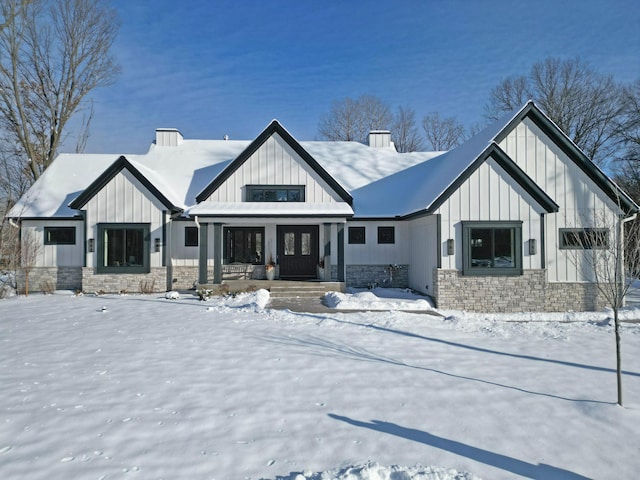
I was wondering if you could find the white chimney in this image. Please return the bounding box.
[155,128,183,147]
[368,130,392,148]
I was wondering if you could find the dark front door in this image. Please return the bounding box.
[277,225,319,279]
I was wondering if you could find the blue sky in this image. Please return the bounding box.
[80,0,640,154]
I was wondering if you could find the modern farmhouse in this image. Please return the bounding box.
[7,102,638,312]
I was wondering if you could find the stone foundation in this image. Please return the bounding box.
[433,269,606,312]
[16,267,82,293]
[82,267,167,294]
[170,266,199,290]
[346,264,409,289]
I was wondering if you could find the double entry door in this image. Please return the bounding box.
[277,225,319,279]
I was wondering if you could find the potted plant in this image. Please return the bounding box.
[265,255,276,281]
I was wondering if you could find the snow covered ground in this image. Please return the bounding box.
[1,289,640,480]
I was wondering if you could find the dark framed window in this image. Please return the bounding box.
[559,228,609,249]
[44,227,76,245]
[247,185,305,202]
[462,221,522,276]
[97,224,150,274]
[185,226,198,247]
[224,227,264,264]
[348,226,366,244]
[378,226,395,244]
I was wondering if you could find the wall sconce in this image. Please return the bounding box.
[529,239,537,255]
[446,238,454,255]
[87,238,94,252]
[154,238,161,253]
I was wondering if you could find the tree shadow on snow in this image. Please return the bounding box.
[255,332,610,404]
[328,413,591,480]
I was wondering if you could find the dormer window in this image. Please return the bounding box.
[247,185,305,202]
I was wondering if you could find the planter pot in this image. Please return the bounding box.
[317,266,325,281]
[265,267,275,281]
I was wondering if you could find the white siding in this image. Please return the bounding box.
[435,157,545,271]
[204,133,344,203]
[170,221,199,267]
[500,118,621,282]
[83,169,166,268]
[22,220,84,267]
[408,214,439,295]
[345,221,408,265]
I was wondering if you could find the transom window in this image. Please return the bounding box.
[559,228,609,249]
[44,226,76,245]
[224,227,264,264]
[463,221,522,276]
[247,185,305,202]
[97,224,150,273]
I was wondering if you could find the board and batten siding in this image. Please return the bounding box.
[203,134,343,203]
[435,157,545,271]
[408,214,439,295]
[499,117,621,282]
[83,169,166,268]
[22,219,84,267]
[345,221,408,266]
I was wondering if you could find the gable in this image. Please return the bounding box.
[495,102,637,214]
[195,120,353,204]
[68,156,180,213]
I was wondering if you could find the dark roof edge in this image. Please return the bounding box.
[194,120,353,205]
[494,101,638,215]
[68,155,181,212]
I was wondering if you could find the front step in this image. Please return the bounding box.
[269,282,343,299]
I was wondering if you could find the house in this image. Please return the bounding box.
[7,102,638,312]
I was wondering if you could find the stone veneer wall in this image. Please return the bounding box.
[434,269,606,312]
[82,267,166,294]
[16,267,82,293]
[170,266,199,290]
[346,264,409,289]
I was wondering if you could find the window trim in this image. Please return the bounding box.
[44,226,76,245]
[348,226,366,244]
[559,228,609,250]
[96,223,150,274]
[246,185,305,202]
[462,221,522,276]
[184,226,198,247]
[377,226,395,244]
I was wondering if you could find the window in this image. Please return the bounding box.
[378,226,395,244]
[463,221,522,275]
[44,227,76,245]
[185,226,198,247]
[224,227,264,264]
[247,186,305,202]
[560,228,609,249]
[348,227,365,244]
[97,224,150,273]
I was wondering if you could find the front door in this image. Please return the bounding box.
[277,225,319,279]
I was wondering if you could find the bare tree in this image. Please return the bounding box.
[391,105,423,153]
[485,57,623,166]
[0,0,120,184]
[422,112,465,150]
[318,95,393,144]
[563,208,640,406]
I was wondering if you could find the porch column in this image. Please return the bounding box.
[337,223,345,282]
[198,223,208,284]
[323,223,332,279]
[213,223,223,284]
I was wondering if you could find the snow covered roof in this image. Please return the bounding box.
[8,101,635,220]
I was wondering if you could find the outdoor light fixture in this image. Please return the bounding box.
[154,238,161,253]
[447,238,454,255]
[87,238,94,252]
[529,239,537,255]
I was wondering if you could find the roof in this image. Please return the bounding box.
[7,101,637,220]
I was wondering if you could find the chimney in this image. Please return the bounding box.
[155,128,183,147]
[368,130,392,148]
